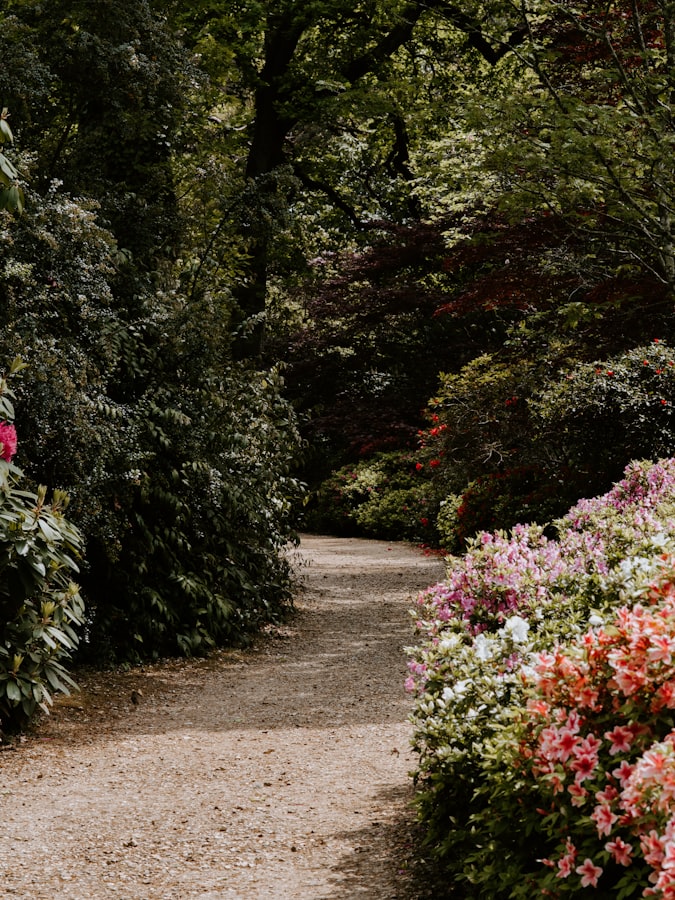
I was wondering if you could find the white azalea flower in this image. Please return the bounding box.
[439,634,461,652]
[454,679,470,697]
[504,615,529,644]
[473,633,494,661]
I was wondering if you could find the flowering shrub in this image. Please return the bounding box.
[408,459,675,897]
[506,573,675,896]
[0,362,85,732]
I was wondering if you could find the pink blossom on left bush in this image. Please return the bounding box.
[0,420,17,461]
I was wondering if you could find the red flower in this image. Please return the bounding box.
[0,421,17,462]
[429,459,441,468]
[415,462,424,471]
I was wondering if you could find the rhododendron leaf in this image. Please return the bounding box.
[0,118,13,144]
[5,680,21,702]
[0,155,19,180]
[38,519,64,543]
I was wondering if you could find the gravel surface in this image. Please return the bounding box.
[0,535,445,899]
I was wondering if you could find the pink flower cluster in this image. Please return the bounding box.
[565,459,675,528]
[0,420,17,462]
[521,569,675,895]
[413,460,675,650]
[413,524,570,637]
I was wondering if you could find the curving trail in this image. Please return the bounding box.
[0,536,445,899]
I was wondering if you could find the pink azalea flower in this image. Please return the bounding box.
[647,635,675,665]
[571,736,600,783]
[609,662,647,696]
[567,782,588,806]
[0,420,17,462]
[556,854,574,878]
[556,839,577,879]
[640,748,671,782]
[605,837,633,866]
[596,784,619,804]
[662,839,675,871]
[612,759,635,787]
[641,830,665,867]
[591,803,618,837]
[576,857,603,888]
[654,681,675,710]
[605,724,636,755]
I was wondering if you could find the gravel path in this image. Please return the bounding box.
[0,535,445,899]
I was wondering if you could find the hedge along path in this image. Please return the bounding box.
[0,535,445,900]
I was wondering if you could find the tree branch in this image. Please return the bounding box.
[294,166,371,229]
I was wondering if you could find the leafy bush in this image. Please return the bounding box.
[0,364,84,732]
[437,465,590,554]
[305,451,439,543]
[0,174,303,663]
[421,340,675,552]
[534,339,675,484]
[83,363,304,660]
[407,459,675,896]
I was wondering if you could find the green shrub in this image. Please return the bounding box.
[305,451,439,543]
[437,465,595,554]
[0,182,304,662]
[81,363,304,661]
[533,339,675,483]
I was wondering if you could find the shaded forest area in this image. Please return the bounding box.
[0,0,674,729]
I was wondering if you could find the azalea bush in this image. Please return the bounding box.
[0,363,85,733]
[407,459,675,897]
[503,575,675,897]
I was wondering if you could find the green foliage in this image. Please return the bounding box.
[84,362,304,660]
[11,0,189,267]
[0,5,306,666]
[0,108,24,214]
[305,451,439,543]
[0,364,84,732]
[425,335,675,550]
[534,340,675,482]
[438,466,580,554]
